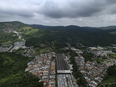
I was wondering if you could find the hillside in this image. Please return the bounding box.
[101,26,116,30]
[1,21,116,48]
[25,24,116,47]
[25,29,116,47]
[0,52,43,87]
[0,32,18,46]
[0,21,38,46]
[0,21,28,31]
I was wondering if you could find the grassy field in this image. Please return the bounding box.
[17,27,39,35]
[101,75,116,84]
[34,47,46,54]
[109,54,116,59]
[1,41,12,45]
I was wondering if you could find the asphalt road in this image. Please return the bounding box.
[46,54,52,87]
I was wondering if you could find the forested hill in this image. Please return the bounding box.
[0,21,116,33]
[0,21,28,29]
[101,26,116,30]
[0,52,43,87]
[0,21,28,32]
[29,24,103,33]
[1,21,116,47]
[26,24,116,47]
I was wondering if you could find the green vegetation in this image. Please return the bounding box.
[112,48,116,53]
[69,49,87,87]
[34,46,46,54]
[0,21,28,29]
[16,27,38,35]
[100,65,116,87]
[16,49,24,54]
[30,24,116,47]
[55,67,57,87]
[25,30,68,53]
[0,52,43,87]
[1,41,12,45]
[1,21,116,50]
[109,54,116,59]
[0,32,18,46]
[23,27,116,52]
[107,65,116,76]
[81,52,94,62]
[1,21,116,49]
[96,58,104,64]
[52,57,55,61]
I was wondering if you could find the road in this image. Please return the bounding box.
[46,54,52,87]
[14,31,21,39]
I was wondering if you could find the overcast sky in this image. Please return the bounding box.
[0,0,116,27]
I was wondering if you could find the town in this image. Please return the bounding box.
[0,31,116,87]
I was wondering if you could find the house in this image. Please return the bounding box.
[42,76,48,81]
[88,47,97,50]
[49,81,55,86]
[25,68,30,72]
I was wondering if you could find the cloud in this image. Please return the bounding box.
[0,0,39,18]
[106,0,116,4]
[38,0,109,18]
[0,0,116,19]
[0,0,116,27]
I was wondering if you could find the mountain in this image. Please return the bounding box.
[0,21,28,32]
[0,21,30,46]
[0,21,28,29]
[101,26,116,30]
[1,21,116,48]
[29,24,103,33]
[101,26,116,35]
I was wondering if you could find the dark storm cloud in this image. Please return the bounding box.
[1,0,116,19]
[40,0,105,18]
[1,0,116,27]
[0,9,34,18]
[38,0,116,18]
[106,0,116,4]
[40,3,102,18]
[110,9,116,14]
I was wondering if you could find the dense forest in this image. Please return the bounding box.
[24,28,116,49]
[100,65,116,87]
[1,21,116,48]
[0,52,43,87]
[28,24,116,47]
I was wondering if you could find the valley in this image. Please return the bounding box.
[0,21,116,87]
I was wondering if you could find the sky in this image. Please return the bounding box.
[0,0,116,27]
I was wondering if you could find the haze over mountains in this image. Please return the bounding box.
[1,21,116,33]
[29,23,116,34]
[0,21,116,47]
[1,21,116,87]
